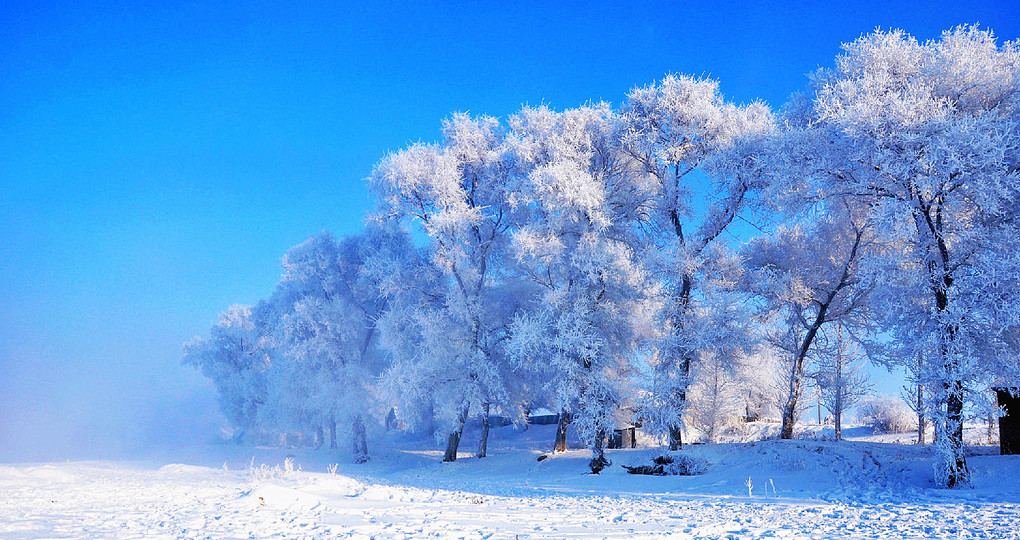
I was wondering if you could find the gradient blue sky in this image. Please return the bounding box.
[2,1,1018,460]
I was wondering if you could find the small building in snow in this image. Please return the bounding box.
[994,387,1020,455]
[527,408,561,425]
[608,426,637,449]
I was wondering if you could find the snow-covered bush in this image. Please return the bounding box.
[247,457,301,483]
[623,453,709,476]
[858,395,916,434]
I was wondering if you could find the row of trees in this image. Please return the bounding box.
[185,26,1020,487]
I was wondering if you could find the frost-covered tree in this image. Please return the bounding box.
[645,243,752,444]
[183,304,272,439]
[686,351,743,443]
[374,248,446,438]
[505,104,657,473]
[734,346,781,424]
[186,226,421,458]
[790,26,1020,486]
[371,113,521,461]
[620,74,774,450]
[265,225,416,462]
[742,200,877,439]
[811,323,872,440]
[258,233,344,447]
[901,352,928,445]
[859,394,917,434]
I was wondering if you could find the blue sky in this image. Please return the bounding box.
[2,1,1018,460]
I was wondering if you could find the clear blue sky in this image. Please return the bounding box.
[2,1,1018,460]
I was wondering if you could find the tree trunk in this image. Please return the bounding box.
[944,384,969,487]
[917,407,926,445]
[553,411,570,453]
[834,341,842,441]
[668,425,684,451]
[352,415,369,464]
[834,374,842,440]
[780,350,808,440]
[667,354,690,450]
[589,428,610,474]
[657,176,746,453]
[443,404,470,462]
[329,417,338,450]
[422,402,437,439]
[781,295,835,439]
[477,402,490,458]
[780,399,799,440]
[667,274,694,451]
[936,273,968,487]
[933,402,942,444]
[917,353,926,445]
[916,200,967,487]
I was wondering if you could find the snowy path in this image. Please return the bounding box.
[2,460,1019,539]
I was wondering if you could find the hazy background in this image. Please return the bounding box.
[2,1,1018,462]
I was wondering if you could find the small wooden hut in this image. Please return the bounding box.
[527,408,561,425]
[994,387,1020,455]
[608,426,637,449]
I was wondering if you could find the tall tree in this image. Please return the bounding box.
[505,104,657,473]
[812,323,872,440]
[685,325,749,443]
[182,304,272,441]
[371,113,519,461]
[790,26,1020,486]
[742,200,877,439]
[268,226,416,462]
[901,352,928,445]
[620,74,773,450]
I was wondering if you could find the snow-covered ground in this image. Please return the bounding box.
[3,423,1019,539]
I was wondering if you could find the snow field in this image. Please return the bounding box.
[2,458,1018,539]
[2,424,1019,539]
